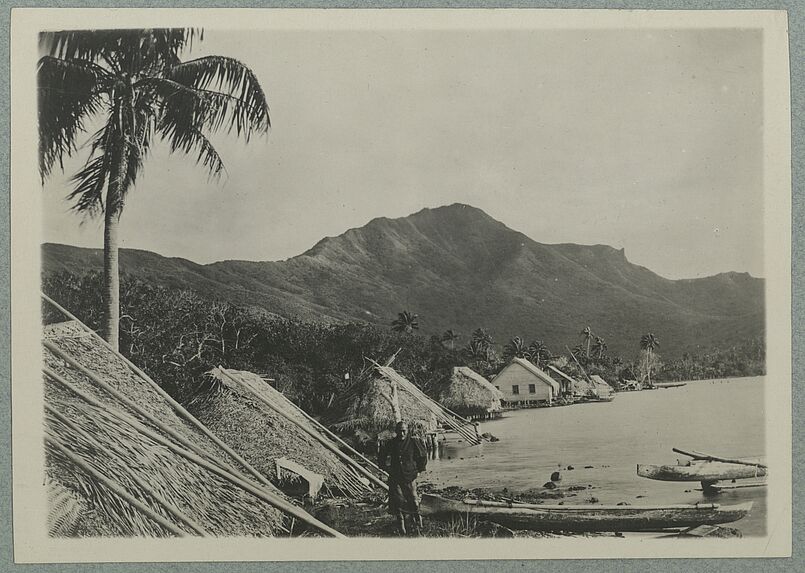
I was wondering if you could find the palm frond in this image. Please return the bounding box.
[41,29,200,70]
[37,56,109,178]
[166,56,270,138]
[67,154,108,216]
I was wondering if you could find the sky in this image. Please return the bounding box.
[41,27,764,279]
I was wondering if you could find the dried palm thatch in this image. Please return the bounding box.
[437,367,503,416]
[184,368,379,498]
[334,363,482,445]
[590,375,615,399]
[42,313,342,538]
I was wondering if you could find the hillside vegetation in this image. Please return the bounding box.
[43,272,765,419]
[42,204,764,359]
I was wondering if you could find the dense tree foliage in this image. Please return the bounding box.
[43,271,766,419]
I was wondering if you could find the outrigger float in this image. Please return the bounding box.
[419,493,752,532]
[637,448,767,493]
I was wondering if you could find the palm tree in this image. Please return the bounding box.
[640,333,660,387]
[471,328,494,348]
[593,336,607,359]
[391,310,419,333]
[526,340,550,368]
[441,329,459,350]
[580,326,594,358]
[466,328,494,364]
[465,339,487,360]
[39,29,270,350]
[503,336,527,360]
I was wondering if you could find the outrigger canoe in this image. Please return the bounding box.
[638,448,767,483]
[419,493,752,532]
[637,461,766,482]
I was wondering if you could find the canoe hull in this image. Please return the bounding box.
[420,494,752,532]
[637,462,766,482]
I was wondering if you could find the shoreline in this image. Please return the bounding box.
[307,483,743,538]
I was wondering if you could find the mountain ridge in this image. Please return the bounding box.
[42,203,764,358]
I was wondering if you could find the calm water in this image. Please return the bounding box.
[422,376,766,535]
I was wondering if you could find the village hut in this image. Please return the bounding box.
[185,367,383,498]
[334,363,482,446]
[492,358,561,406]
[589,375,615,400]
[41,295,342,538]
[437,367,504,421]
[546,365,591,398]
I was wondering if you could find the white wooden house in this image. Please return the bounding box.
[491,357,561,405]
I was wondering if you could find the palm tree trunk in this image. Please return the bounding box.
[103,198,121,351]
[103,148,128,351]
[646,349,652,388]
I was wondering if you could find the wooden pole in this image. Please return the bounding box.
[371,361,481,445]
[44,367,345,538]
[41,293,274,489]
[215,368,389,492]
[45,435,189,537]
[45,404,210,536]
[43,340,257,487]
[672,448,767,469]
[390,380,402,423]
[280,394,388,478]
[566,346,593,384]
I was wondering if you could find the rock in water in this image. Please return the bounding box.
[543,481,557,489]
[550,471,562,482]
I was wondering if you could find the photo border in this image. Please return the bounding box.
[1,1,801,571]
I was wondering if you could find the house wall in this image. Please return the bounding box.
[492,362,555,403]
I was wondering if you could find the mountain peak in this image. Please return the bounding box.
[42,202,764,358]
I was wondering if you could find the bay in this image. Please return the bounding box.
[422,376,766,535]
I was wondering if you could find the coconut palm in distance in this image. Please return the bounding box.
[38,29,271,350]
[471,328,494,349]
[503,336,527,361]
[467,328,494,364]
[527,340,550,368]
[391,310,419,333]
[593,336,607,359]
[441,329,459,350]
[640,333,660,388]
[580,326,594,358]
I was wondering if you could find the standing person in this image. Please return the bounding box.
[378,420,428,535]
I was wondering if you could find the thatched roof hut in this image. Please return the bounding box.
[334,363,482,445]
[590,375,615,399]
[42,312,341,538]
[185,367,378,498]
[437,367,503,416]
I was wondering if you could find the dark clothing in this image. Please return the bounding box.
[379,435,428,482]
[379,435,428,515]
[388,477,419,514]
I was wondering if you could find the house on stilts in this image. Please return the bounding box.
[491,357,561,407]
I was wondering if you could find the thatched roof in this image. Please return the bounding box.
[437,367,503,414]
[334,373,438,437]
[334,363,481,445]
[185,367,375,498]
[42,316,340,538]
[590,375,615,397]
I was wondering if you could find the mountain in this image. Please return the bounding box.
[42,204,764,358]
